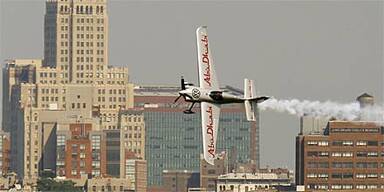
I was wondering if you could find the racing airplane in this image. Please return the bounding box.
[174,26,270,165]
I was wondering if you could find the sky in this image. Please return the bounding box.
[1,0,383,170]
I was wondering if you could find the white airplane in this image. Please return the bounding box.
[174,26,270,165]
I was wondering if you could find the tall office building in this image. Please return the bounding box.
[134,85,260,186]
[2,0,134,185]
[44,0,108,83]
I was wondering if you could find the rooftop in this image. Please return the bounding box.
[218,172,289,180]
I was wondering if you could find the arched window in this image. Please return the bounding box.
[100,6,104,13]
[96,6,99,14]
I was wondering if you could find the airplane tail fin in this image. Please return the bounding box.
[244,79,270,121]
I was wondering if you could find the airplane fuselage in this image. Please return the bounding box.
[180,86,244,104]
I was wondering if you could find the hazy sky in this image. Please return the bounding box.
[1,0,383,169]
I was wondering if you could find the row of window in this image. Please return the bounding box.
[307,184,383,190]
[59,4,105,15]
[74,33,105,40]
[218,185,273,192]
[91,185,125,192]
[41,96,61,102]
[66,18,104,24]
[307,140,381,147]
[40,72,58,79]
[98,88,127,95]
[40,88,64,94]
[307,151,383,157]
[74,48,104,55]
[97,97,127,103]
[60,64,104,71]
[60,65,69,71]
[124,133,143,139]
[38,79,127,86]
[308,173,384,179]
[307,162,383,168]
[71,103,87,109]
[72,41,104,48]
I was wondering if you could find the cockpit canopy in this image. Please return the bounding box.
[209,91,223,100]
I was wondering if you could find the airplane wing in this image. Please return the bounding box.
[196,26,219,90]
[201,102,221,165]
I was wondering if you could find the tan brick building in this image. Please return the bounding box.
[2,0,135,185]
[124,151,147,192]
[162,170,200,192]
[87,177,133,192]
[0,131,10,176]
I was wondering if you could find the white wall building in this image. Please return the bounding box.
[216,172,291,192]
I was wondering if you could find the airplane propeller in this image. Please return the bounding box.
[174,76,186,103]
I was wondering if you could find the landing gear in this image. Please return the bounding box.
[183,102,196,114]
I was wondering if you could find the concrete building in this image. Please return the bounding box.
[87,177,133,192]
[104,108,146,179]
[134,85,260,186]
[44,0,109,82]
[0,131,10,176]
[200,153,227,191]
[296,94,384,191]
[162,170,200,192]
[119,108,145,160]
[124,151,147,192]
[2,0,134,185]
[216,172,291,192]
[300,115,329,135]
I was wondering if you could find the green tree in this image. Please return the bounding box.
[37,171,82,192]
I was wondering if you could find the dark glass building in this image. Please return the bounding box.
[134,85,260,186]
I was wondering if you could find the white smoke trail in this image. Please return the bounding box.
[258,98,384,123]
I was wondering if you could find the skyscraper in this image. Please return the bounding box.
[2,0,134,185]
[44,0,108,84]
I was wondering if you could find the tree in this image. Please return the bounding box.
[37,171,82,192]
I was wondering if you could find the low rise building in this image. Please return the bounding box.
[0,131,10,176]
[296,94,384,191]
[124,151,147,192]
[87,177,133,192]
[296,121,384,191]
[200,153,227,191]
[56,123,106,179]
[162,170,200,192]
[216,172,291,192]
